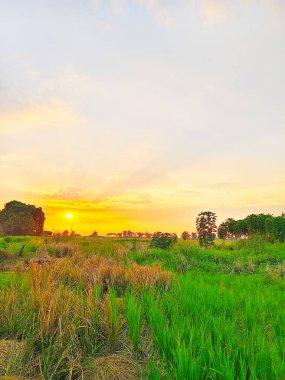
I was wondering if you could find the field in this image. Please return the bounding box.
[0,236,284,379]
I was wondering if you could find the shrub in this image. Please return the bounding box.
[150,232,177,250]
[246,235,267,254]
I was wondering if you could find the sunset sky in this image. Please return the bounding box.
[0,0,284,235]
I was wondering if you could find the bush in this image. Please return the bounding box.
[246,235,267,254]
[150,232,177,250]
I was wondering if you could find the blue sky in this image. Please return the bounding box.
[0,0,284,233]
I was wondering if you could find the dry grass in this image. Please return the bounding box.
[0,252,172,379]
[0,340,25,371]
[100,293,124,352]
[0,377,33,380]
[28,254,172,293]
[83,354,139,380]
[126,263,172,291]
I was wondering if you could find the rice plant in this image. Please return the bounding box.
[125,292,142,353]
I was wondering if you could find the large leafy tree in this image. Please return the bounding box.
[0,200,45,236]
[245,214,272,235]
[196,211,217,248]
[232,219,248,239]
[265,216,285,242]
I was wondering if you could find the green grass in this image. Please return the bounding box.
[0,272,14,288]
[141,272,285,379]
[0,236,284,379]
[125,292,142,353]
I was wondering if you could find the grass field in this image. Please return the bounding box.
[0,236,284,379]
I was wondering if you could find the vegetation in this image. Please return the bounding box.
[0,201,45,236]
[196,211,217,248]
[218,213,285,241]
[0,235,284,379]
[181,231,190,240]
[149,232,178,250]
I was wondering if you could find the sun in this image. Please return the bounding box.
[65,213,73,219]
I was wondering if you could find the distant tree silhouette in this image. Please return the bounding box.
[181,231,190,240]
[122,230,134,238]
[0,200,45,236]
[70,230,79,237]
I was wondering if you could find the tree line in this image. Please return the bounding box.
[0,201,284,248]
[217,213,285,242]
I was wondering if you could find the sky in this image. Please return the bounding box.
[0,0,285,235]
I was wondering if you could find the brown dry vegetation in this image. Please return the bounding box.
[0,251,171,379]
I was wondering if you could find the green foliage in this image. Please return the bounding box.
[125,292,142,352]
[218,218,235,239]
[196,211,217,248]
[246,234,267,254]
[265,216,285,242]
[0,200,45,236]
[219,214,285,240]
[217,222,227,239]
[245,213,272,235]
[150,232,178,250]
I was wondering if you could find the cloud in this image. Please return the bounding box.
[43,188,88,200]
[200,0,226,21]
[111,0,126,14]
[136,0,173,26]
[0,99,84,134]
[94,167,164,201]
[90,0,173,26]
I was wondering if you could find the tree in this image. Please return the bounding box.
[245,214,272,235]
[231,219,248,239]
[196,211,217,248]
[0,200,45,236]
[218,218,236,240]
[217,222,228,240]
[265,216,285,242]
[181,231,190,240]
[150,232,178,250]
[122,230,134,238]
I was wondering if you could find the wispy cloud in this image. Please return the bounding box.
[0,99,84,134]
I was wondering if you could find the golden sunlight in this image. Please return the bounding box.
[65,213,73,219]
